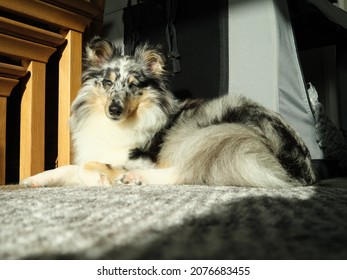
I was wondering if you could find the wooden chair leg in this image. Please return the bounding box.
[20,61,46,181]
[58,30,82,167]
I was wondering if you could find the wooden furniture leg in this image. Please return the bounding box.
[58,30,82,167]
[20,61,46,180]
[0,77,19,184]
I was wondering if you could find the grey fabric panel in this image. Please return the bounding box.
[228,0,279,111]
[276,0,324,159]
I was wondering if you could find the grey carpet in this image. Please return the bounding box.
[1,178,347,259]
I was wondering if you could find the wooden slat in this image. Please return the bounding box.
[58,30,82,166]
[0,97,7,185]
[0,76,19,97]
[0,16,65,47]
[0,0,92,33]
[41,0,99,18]
[0,33,56,63]
[20,61,46,180]
[0,62,27,79]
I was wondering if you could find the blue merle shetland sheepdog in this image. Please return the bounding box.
[22,37,316,188]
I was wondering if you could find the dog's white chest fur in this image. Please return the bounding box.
[71,113,146,169]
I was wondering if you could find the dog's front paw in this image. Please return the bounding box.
[20,173,52,188]
[116,171,144,186]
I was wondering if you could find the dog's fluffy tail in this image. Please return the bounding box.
[165,124,310,187]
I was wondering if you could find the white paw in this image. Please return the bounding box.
[116,171,144,186]
[20,174,52,188]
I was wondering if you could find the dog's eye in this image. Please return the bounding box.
[128,81,139,88]
[102,79,113,87]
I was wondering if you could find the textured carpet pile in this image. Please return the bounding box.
[1,179,347,259]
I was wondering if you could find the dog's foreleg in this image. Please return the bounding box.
[119,166,180,185]
[21,162,127,187]
[80,162,127,186]
[20,165,81,187]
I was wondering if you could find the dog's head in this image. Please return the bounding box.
[79,37,172,123]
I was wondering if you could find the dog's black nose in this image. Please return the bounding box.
[108,100,123,117]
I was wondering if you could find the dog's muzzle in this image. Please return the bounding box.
[108,99,123,119]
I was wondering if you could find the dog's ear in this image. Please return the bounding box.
[85,36,122,67]
[134,44,165,77]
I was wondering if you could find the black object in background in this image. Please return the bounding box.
[123,0,229,99]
